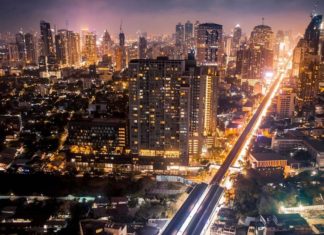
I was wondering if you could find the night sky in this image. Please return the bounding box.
[0,0,323,38]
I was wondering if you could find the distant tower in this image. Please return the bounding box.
[25,33,37,65]
[138,36,147,59]
[196,23,223,65]
[102,29,112,56]
[82,30,97,65]
[175,22,185,59]
[232,24,242,56]
[250,24,274,49]
[184,21,193,43]
[119,22,125,48]
[116,21,126,70]
[55,29,69,66]
[40,20,55,57]
[15,31,26,63]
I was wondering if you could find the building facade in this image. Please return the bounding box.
[128,57,189,164]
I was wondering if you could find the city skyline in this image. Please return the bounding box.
[0,1,324,234]
[0,0,323,37]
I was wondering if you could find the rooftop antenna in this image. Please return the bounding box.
[312,0,319,18]
[65,20,69,30]
[262,17,265,26]
[120,19,123,33]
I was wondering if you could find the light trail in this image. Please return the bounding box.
[177,185,211,235]
[202,61,291,235]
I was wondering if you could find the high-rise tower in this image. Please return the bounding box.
[196,23,223,65]
[40,20,55,57]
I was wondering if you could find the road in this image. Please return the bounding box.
[161,183,208,235]
[185,65,289,235]
[211,68,286,185]
[182,185,223,235]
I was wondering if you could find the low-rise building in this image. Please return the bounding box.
[249,151,287,168]
[271,130,324,168]
[271,131,304,153]
[80,220,127,235]
[67,118,127,155]
[259,214,313,235]
[303,138,324,169]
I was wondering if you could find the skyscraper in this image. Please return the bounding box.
[115,47,123,71]
[15,31,26,63]
[196,23,223,65]
[236,43,273,81]
[250,24,274,50]
[293,14,324,108]
[232,24,242,57]
[119,28,125,48]
[25,33,37,65]
[236,24,274,89]
[185,20,193,43]
[194,20,200,40]
[175,23,185,47]
[175,23,185,59]
[67,31,81,66]
[8,43,19,64]
[82,30,97,65]
[128,57,189,165]
[276,87,296,118]
[233,25,242,48]
[101,30,113,57]
[40,20,55,57]
[199,66,219,152]
[181,56,219,157]
[304,14,323,56]
[55,29,69,66]
[117,25,126,70]
[138,36,147,59]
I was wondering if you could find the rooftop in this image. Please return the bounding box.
[250,151,286,161]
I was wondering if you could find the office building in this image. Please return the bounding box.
[101,29,113,57]
[236,43,274,81]
[293,14,324,108]
[276,87,296,118]
[250,24,274,50]
[68,31,81,66]
[82,30,97,65]
[40,20,55,57]
[25,33,37,65]
[236,24,274,88]
[175,23,185,59]
[115,46,123,71]
[8,43,19,64]
[185,21,193,43]
[116,26,126,70]
[15,31,26,63]
[138,36,147,59]
[55,29,69,66]
[119,27,125,48]
[231,24,242,57]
